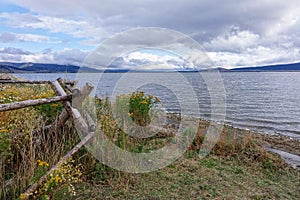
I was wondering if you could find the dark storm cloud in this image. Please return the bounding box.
[97,1,289,38]
[11,0,291,36]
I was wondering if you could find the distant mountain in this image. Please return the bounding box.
[1,61,300,73]
[0,62,101,73]
[230,62,300,72]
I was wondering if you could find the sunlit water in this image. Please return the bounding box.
[15,72,300,139]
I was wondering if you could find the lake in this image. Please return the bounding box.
[14,72,300,139]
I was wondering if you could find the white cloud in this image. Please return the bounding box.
[0,32,16,43]
[0,47,30,55]
[0,12,109,42]
[20,53,54,63]
[107,51,194,70]
[0,47,88,65]
[125,51,179,64]
[17,33,49,42]
[202,24,300,68]
[53,48,88,65]
[0,32,50,43]
[208,46,300,68]
[0,12,42,27]
[203,28,260,52]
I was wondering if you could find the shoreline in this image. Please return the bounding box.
[166,112,300,169]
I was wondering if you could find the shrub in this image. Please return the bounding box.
[128,91,160,126]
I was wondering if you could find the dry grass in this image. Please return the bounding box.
[56,151,300,200]
[0,84,79,199]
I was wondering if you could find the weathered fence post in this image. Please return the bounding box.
[50,81,94,131]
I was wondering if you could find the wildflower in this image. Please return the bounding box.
[138,91,144,97]
[20,193,26,199]
[55,175,63,183]
[51,103,59,107]
[128,112,134,117]
[149,94,154,99]
[140,100,148,105]
[37,159,49,167]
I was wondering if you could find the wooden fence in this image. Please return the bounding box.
[0,77,95,199]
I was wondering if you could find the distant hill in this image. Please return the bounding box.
[0,62,101,73]
[230,62,300,72]
[1,61,300,73]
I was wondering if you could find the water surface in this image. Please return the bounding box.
[15,72,300,138]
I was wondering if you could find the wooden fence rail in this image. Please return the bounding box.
[0,95,72,112]
[0,80,51,84]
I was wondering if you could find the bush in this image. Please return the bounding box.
[128,91,160,126]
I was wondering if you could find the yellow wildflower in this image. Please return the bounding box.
[140,100,148,105]
[20,193,26,199]
[138,91,144,97]
[37,160,49,167]
[51,103,59,107]
[149,94,154,99]
[128,112,134,117]
[55,175,63,183]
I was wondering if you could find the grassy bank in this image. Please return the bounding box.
[0,81,299,199]
[62,152,299,199]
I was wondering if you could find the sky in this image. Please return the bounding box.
[0,0,300,69]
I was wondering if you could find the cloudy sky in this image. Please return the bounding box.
[0,0,300,69]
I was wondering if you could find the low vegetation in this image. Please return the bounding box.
[0,83,299,199]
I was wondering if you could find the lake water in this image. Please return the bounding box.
[14,72,300,139]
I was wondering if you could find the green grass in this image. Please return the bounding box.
[55,152,300,199]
